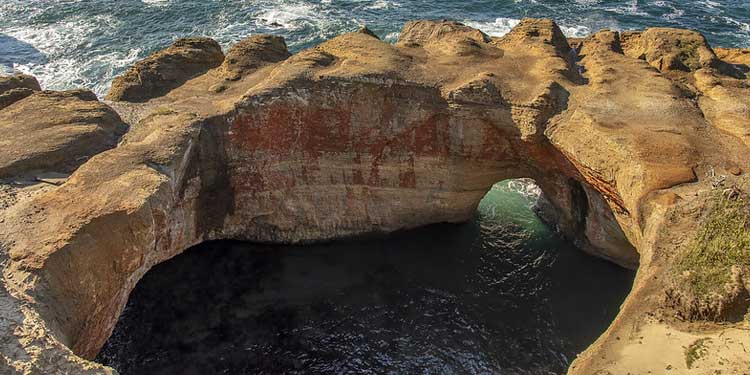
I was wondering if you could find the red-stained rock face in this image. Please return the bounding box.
[218,81,554,243]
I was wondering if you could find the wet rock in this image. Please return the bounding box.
[356,25,380,39]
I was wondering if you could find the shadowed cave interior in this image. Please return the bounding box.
[96,179,635,375]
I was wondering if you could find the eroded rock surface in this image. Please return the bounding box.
[0,90,128,178]
[106,37,224,102]
[1,20,750,375]
[0,74,41,110]
[220,34,291,81]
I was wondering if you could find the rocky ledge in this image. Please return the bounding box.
[1,19,749,375]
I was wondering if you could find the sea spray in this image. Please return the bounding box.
[1,0,749,96]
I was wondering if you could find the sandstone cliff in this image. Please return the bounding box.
[1,19,749,375]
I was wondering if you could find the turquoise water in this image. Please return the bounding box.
[1,0,749,96]
[97,181,634,374]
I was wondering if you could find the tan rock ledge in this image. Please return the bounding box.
[1,18,749,375]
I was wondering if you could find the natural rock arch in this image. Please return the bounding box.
[1,19,749,375]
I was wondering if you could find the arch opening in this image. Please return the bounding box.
[95,178,635,375]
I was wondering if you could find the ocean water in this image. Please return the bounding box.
[1,0,749,97]
[97,180,634,375]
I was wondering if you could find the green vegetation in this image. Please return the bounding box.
[676,39,703,70]
[684,337,711,369]
[151,106,177,116]
[676,191,750,296]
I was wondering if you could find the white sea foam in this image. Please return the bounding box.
[2,0,748,98]
[463,17,520,37]
[703,0,721,9]
[3,14,142,96]
[141,0,170,6]
[382,31,399,43]
[367,0,398,10]
[255,2,318,30]
[505,178,542,202]
[465,17,591,38]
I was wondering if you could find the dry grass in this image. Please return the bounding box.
[676,39,703,70]
[675,191,750,296]
[684,337,711,369]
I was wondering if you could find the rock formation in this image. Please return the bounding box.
[220,34,291,81]
[105,37,225,102]
[1,19,749,375]
[0,74,41,110]
[0,89,128,178]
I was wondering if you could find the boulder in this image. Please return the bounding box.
[220,34,290,80]
[106,37,224,102]
[715,47,750,77]
[620,28,718,72]
[0,89,128,178]
[0,73,41,110]
[397,20,490,55]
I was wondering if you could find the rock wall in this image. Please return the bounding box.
[1,18,749,375]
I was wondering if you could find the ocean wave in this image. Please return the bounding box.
[255,2,318,30]
[2,14,129,94]
[366,0,399,10]
[503,178,542,203]
[463,17,520,37]
[2,0,748,98]
[141,0,170,6]
[465,17,591,38]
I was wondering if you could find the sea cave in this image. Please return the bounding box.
[96,180,634,374]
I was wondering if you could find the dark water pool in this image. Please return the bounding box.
[97,180,634,375]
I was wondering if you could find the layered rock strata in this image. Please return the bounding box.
[1,19,749,375]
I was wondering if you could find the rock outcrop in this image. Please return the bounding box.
[0,89,128,178]
[716,47,750,77]
[620,28,719,72]
[105,37,225,102]
[220,34,290,81]
[1,21,750,375]
[0,74,41,110]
